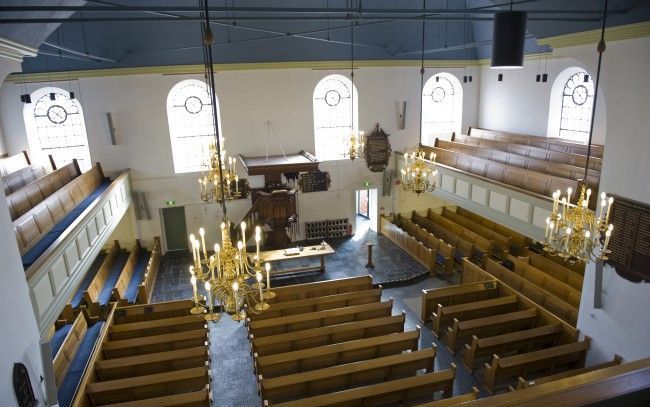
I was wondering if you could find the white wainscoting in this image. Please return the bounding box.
[26,171,132,336]
[396,153,551,241]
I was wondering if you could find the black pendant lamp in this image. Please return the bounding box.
[491,7,527,69]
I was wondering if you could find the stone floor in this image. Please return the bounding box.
[151,227,488,406]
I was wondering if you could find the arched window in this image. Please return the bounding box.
[23,87,92,171]
[421,72,463,146]
[558,70,594,143]
[313,74,358,161]
[167,79,222,174]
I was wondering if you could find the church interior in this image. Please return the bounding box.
[1,1,650,406]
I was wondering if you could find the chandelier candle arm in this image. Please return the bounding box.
[191,274,198,307]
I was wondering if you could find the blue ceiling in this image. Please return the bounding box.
[0,0,648,74]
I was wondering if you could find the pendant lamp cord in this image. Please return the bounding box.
[350,8,354,134]
[584,0,608,182]
[418,0,426,147]
[202,0,228,220]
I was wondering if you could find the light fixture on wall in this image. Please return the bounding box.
[189,0,270,322]
[347,20,364,161]
[491,1,527,69]
[541,0,614,264]
[400,0,438,196]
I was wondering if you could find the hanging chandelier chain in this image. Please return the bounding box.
[418,0,426,146]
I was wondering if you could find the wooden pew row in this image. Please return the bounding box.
[7,160,80,220]
[266,365,456,407]
[421,280,499,323]
[254,329,421,379]
[483,259,579,325]
[83,241,129,315]
[467,127,604,159]
[0,150,30,176]
[460,259,579,345]
[508,255,582,306]
[412,211,476,266]
[417,386,479,406]
[259,347,437,404]
[248,300,394,337]
[14,163,105,254]
[522,249,585,278]
[2,162,50,196]
[455,207,531,255]
[440,207,511,256]
[379,215,439,275]
[70,301,210,407]
[112,238,163,306]
[431,295,519,337]
[268,275,373,304]
[436,138,600,188]
[392,214,454,276]
[426,209,495,263]
[420,145,587,207]
[251,314,406,357]
[514,354,623,390]
[465,357,650,406]
[248,288,382,321]
[463,324,563,372]
[483,336,591,392]
[445,308,539,353]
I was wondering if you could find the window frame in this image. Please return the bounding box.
[420,72,463,146]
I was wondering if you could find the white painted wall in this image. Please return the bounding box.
[0,59,46,406]
[0,66,480,247]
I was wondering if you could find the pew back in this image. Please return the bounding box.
[2,163,49,196]
[53,312,88,386]
[269,275,373,303]
[0,150,30,176]
[421,280,499,322]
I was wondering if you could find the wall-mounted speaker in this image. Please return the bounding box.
[106,112,117,145]
[382,168,394,196]
[133,191,152,220]
[396,101,406,130]
[40,340,58,406]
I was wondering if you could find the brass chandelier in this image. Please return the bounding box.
[400,149,438,194]
[188,0,272,322]
[540,0,614,264]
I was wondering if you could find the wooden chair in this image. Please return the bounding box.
[483,336,591,392]
[259,347,437,404]
[254,330,421,379]
[251,313,406,357]
[247,300,393,337]
[265,365,456,407]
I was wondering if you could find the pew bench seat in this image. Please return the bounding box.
[96,250,129,306]
[100,388,211,407]
[69,251,107,310]
[21,179,111,269]
[124,250,151,303]
[57,321,105,407]
[51,323,74,358]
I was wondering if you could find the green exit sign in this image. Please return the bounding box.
[362,181,371,187]
[165,200,176,206]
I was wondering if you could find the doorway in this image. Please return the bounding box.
[355,188,378,236]
[162,206,188,251]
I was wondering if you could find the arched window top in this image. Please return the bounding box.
[23,86,91,171]
[558,69,594,143]
[166,79,221,174]
[421,72,463,146]
[313,74,358,161]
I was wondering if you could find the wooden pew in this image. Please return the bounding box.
[248,288,382,322]
[0,150,30,176]
[97,389,211,407]
[483,259,579,325]
[53,312,90,387]
[431,295,519,337]
[455,207,531,255]
[7,159,80,220]
[83,241,127,315]
[522,248,585,276]
[107,314,207,340]
[14,163,105,254]
[467,127,604,159]
[259,347,437,404]
[416,387,479,406]
[514,354,623,389]
[251,314,406,357]
[100,328,209,359]
[421,280,499,323]
[412,211,475,266]
[268,275,373,303]
[483,336,591,392]
[392,215,453,276]
[427,209,495,263]
[112,240,144,305]
[111,300,194,324]
[522,252,584,286]
[509,256,582,308]
[266,365,456,407]
[136,237,162,304]
[248,300,394,337]
[84,366,210,406]
[2,162,49,196]
[111,238,161,305]
[254,330,420,379]
[441,207,511,257]
[445,308,539,353]
[463,324,563,372]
